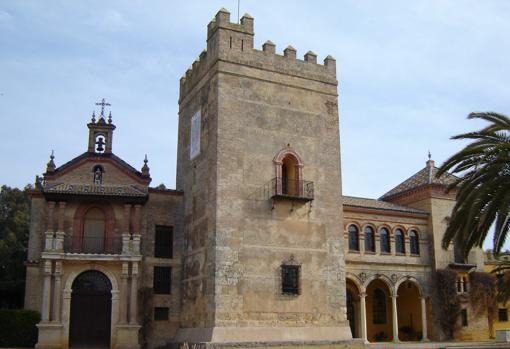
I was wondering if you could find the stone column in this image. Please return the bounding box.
[129,263,139,325]
[41,260,52,322]
[360,292,368,343]
[44,231,55,251]
[391,294,399,342]
[421,297,428,341]
[52,261,62,322]
[132,234,141,255]
[120,262,129,324]
[122,234,131,255]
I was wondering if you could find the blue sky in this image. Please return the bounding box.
[1,1,509,249]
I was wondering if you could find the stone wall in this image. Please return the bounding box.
[141,189,184,348]
[176,8,350,343]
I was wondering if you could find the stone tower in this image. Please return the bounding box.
[176,9,351,343]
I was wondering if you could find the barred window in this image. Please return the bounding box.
[153,266,171,294]
[348,225,359,251]
[373,288,387,324]
[380,228,391,253]
[364,226,375,252]
[499,308,508,322]
[154,307,169,321]
[409,230,419,255]
[155,225,173,258]
[281,265,300,295]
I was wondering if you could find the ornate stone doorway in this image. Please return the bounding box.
[69,270,112,348]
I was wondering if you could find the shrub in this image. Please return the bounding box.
[374,331,388,341]
[433,269,460,339]
[0,309,40,347]
[469,272,497,338]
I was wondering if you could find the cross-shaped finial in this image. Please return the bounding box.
[428,150,432,160]
[95,98,111,117]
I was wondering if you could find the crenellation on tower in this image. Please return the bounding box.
[179,8,338,106]
[304,50,317,64]
[324,55,337,74]
[262,40,275,54]
[283,45,297,59]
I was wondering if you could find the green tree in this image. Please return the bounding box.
[0,185,31,308]
[437,112,510,257]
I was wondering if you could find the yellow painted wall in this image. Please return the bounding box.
[397,282,422,340]
[366,280,393,342]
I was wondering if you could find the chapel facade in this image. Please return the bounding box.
[25,8,488,349]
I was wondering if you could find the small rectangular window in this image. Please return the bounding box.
[154,307,169,321]
[281,265,300,295]
[461,309,468,327]
[155,225,173,258]
[153,266,171,294]
[499,308,509,322]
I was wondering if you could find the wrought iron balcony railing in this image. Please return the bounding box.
[64,236,122,254]
[269,177,314,202]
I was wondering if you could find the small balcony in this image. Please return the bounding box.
[269,177,314,202]
[64,236,122,254]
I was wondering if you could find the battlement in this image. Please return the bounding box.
[179,8,337,102]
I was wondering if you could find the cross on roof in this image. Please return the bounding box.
[95,98,111,117]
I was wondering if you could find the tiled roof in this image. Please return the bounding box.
[379,160,458,200]
[342,196,428,215]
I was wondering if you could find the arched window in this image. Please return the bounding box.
[348,225,359,251]
[273,147,304,198]
[364,226,375,252]
[380,228,390,253]
[395,229,405,254]
[373,288,387,324]
[281,154,299,196]
[409,230,420,255]
[94,134,106,154]
[83,208,105,253]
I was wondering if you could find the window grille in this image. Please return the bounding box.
[154,307,169,321]
[155,225,173,258]
[153,266,171,294]
[281,265,300,295]
[499,308,508,322]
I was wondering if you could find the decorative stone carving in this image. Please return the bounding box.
[359,272,368,284]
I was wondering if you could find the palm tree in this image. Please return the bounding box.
[437,112,510,257]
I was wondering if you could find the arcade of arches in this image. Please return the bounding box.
[346,276,428,343]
